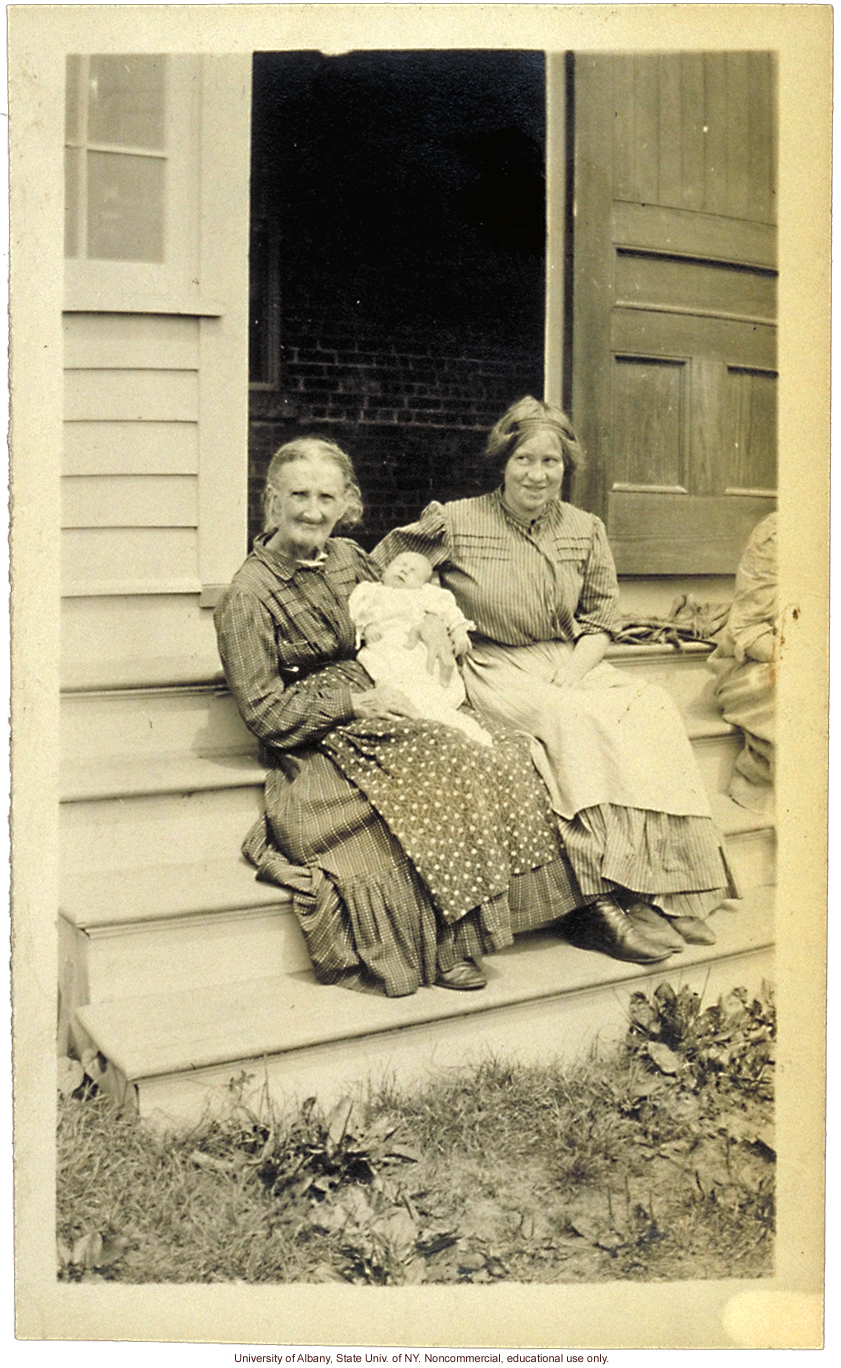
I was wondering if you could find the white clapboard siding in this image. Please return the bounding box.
[62,527,199,596]
[62,475,198,529]
[64,370,198,423]
[63,421,199,476]
[63,314,200,371]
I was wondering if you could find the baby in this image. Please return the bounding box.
[349,551,492,747]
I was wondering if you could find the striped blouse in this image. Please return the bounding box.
[214,533,379,753]
[373,491,620,647]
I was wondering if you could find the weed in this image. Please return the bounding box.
[57,981,774,1283]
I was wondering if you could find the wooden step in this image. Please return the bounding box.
[58,673,744,872]
[710,792,775,892]
[61,782,266,875]
[61,720,738,808]
[59,732,760,883]
[59,786,773,1017]
[61,682,251,763]
[606,640,721,713]
[61,699,734,807]
[74,886,774,1130]
[60,645,725,765]
[60,750,265,804]
[60,858,303,1010]
[617,575,733,621]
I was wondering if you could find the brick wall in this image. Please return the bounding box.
[249,318,543,549]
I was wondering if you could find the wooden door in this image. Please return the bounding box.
[570,53,777,574]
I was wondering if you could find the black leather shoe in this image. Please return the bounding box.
[436,958,487,990]
[563,896,677,964]
[624,900,686,951]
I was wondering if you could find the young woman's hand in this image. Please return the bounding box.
[552,631,610,688]
[351,686,420,720]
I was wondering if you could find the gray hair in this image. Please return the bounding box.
[262,437,364,532]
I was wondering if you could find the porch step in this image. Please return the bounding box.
[60,788,773,1001]
[60,749,265,804]
[710,792,775,892]
[61,781,266,875]
[60,732,756,879]
[606,640,722,716]
[616,574,733,623]
[60,858,303,1013]
[60,751,267,875]
[61,644,724,765]
[75,886,774,1129]
[58,659,742,876]
[61,682,249,763]
[61,704,733,807]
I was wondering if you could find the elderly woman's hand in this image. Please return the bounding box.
[351,685,421,721]
[405,613,457,685]
[448,625,472,658]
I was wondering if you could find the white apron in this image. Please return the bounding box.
[462,639,711,822]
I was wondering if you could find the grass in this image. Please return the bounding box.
[57,980,775,1285]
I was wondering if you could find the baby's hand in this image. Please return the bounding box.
[362,623,384,645]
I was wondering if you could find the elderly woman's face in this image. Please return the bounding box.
[502,429,565,520]
[266,456,349,561]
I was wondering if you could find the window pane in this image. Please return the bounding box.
[65,55,82,142]
[87,151,165,261]
[64,147,80,257]
[88,55,166,150]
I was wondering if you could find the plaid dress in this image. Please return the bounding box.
[215,533,582,997]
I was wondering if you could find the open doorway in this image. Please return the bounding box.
[248,50,547,549]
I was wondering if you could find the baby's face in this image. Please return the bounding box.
[381,552,433,589]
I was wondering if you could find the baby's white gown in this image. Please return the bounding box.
[348,581,492,748]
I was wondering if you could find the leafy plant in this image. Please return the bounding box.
[57,1229,130,1282]
[626,981,775,1098]
[57,981,775,1285]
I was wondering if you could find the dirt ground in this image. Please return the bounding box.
[57,982,775,1285]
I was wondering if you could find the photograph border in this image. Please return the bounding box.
[8,2,830,1350]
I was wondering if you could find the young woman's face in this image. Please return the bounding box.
[502,429,565,520]
[266,456,349,560]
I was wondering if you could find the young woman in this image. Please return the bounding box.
[375,398,732,961]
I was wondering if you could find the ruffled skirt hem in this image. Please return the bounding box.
[556,803,733,921]
[246,832,582,997]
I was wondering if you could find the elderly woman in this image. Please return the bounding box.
[214,436,613,1001]
[375,397,733,958]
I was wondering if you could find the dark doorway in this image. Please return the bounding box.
[248,50,546,549]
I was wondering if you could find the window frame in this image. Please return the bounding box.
[64,54,203,313]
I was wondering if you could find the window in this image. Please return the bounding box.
[65,55,167,263]
[64,54,200,310]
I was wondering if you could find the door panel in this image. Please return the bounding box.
[612,357,687,490]
[611,310,776,370]
[571,52,777,574]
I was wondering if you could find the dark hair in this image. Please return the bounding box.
[262,437,364,532]
[485,396,586,478]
